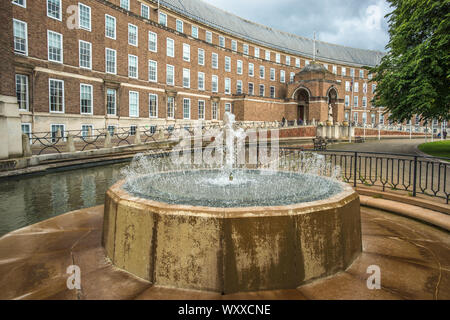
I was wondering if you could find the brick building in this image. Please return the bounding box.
[3,0,391,136]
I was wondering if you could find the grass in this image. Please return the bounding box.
[418,140,450,159]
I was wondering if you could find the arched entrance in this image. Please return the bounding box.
[327,87,338,123]
[294,88,309,124]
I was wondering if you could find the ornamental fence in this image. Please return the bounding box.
[280,148,450,204]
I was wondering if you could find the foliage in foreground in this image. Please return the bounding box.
[368,0,450,123]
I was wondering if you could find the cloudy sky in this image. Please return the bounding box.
[204,0,391,52]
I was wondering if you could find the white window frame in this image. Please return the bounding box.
[78,3,91,32]
[212,53,218,69]
[81,124,94,138]
[79,40,92,69]
[260,65,265,79]
[231,40,237,51]
[47,30,63,63]
[21,123,31,144]
[295,58,300,68]
[212,102,218,120]
[105,15,116,40]
[225,56,231,72]
[198,72,205,91]
[148,31,157,52]
[176,19,183,33]
[280,70,286,83]
[191,25,198,38]
[183,43,190,62]
[265,50,271,61]
[243,44,249,55]
[128,23,138,47]
[212,75,218,93]
[206,31,212,44]
[167,96,174,119]
[13,19,28,56]
[183,98,191,119]
[129,91,139,117]
[270,86,275,98]
[120,0,130,10]
[237,60,243,75]
[259,84,265,97]
[248,82,254,95]
[225,103,231,113]
[128,54,138,79]
[51,124,65,142]
[275,53,280,63]
[105,48,117,74]
[13,0,26,8]
[148,60,157,82]
[47,0,62,21]
[166,38,174,57]
[224,78,231,94]
[249,63,254,77]
[345,95,349,107]
[342,67,346,76]
[149,93,158,118]
[159,12,167,26]
[219,36,225,47]
[254,47,260,58]
[198,100,205,120]
[80,83,93,115]
[286,56,291,65]
[354,96,359,107]
[106,88,117,115]
[15,74,29,111]
[270,68,275,81]
[236,80,242,95]
[166,64,175,86]
[198,48,205,66]
[183,68,190,88]
[141,3,150,19]
[48,78,64,113]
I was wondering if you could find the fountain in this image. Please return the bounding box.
[102,113,361,294]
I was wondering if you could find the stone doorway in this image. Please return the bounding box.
[295,88,309,124]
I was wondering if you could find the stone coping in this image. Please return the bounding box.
[0,205,448,299]
[108,178,358,218]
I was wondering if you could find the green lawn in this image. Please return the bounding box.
[418,140,450,159]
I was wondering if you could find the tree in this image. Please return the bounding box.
[368,0,450,123]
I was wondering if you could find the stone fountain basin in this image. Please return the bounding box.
[102,179,361,294]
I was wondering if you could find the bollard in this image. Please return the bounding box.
[134,128,142,145]
[22,134,32,157]
[67,134,76,152]
[104,131,112,148]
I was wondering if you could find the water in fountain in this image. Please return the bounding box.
[121,112,343,208]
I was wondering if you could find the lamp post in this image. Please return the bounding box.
[431,120,434,142]
[349,75,354,143]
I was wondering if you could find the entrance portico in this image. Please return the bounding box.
[287,63,344,124]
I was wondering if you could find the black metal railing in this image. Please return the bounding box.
[280,148,450,204]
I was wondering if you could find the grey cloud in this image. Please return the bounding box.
[204,0,390,51]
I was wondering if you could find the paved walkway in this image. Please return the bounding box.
[0,204,448,300]
[328,138,429,155]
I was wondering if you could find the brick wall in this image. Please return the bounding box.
[10,0,380,132]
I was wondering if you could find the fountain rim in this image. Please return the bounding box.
[108,171,358,218]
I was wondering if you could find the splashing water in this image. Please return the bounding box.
[121,112,344,208]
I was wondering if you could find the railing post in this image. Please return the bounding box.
[412,156,418,197]
[354,151,358,187]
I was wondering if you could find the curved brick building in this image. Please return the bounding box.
[3,0,387,135]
